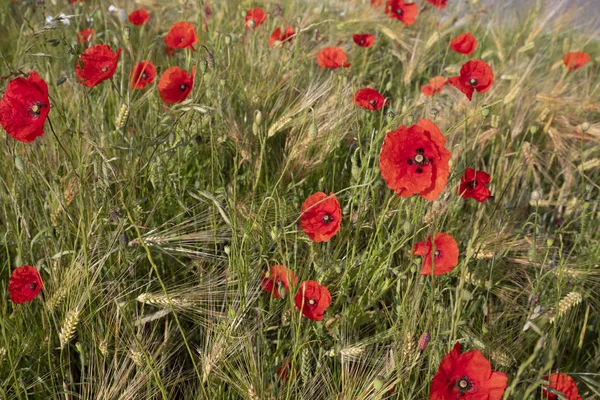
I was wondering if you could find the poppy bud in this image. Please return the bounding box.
[373,376,385,390]
[546,239,554,247]
[255,110,263,126]
[247,19,256,30]
[252,122,259,136]
[418,332,430,350]
[224,34,232,45]
[224,245,231,255]
[386,110,395,125]
[47,39,61,47]
[124,26,130,40]
[529,125,538,134]
[56,77,67,86]
[385,81,393,92]
[481,105,490,117]
[308,120,318,139]
[199,60,208,74]
[406,114,414,125]
[581,122,590,132]
[14,156,25,172]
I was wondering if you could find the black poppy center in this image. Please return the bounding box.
[434,250,442,259]
[359,39,365,45]
[369,99,377,107]
[468,180,477,189]
[468,78,478,86]
[456,376,473,394]
[396,8,403,16]
[29,282,38,290]
[407,148,432,173]
[179,84,188,91]
[101,66,108,73]
[142,72,149,79]
[322,213,334,225]
[179,37,184,43]
[30,100,43,117]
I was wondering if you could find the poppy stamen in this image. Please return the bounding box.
[29,282,38,290]
[308,298,316,306]
[30,101,42,116]
[468,78,478,86]
[142,72,149,79]
[434,250,442,259]
[101,66,108,73]
[179,84,187,91]
[456,376,473,394]
[369,99,377,107]
[396,8,403,16]
[322,214,333,225]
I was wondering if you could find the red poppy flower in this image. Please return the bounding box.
[75,44,121,88]
[8,265,43,304]
[300,192,342,242]
[563,52,591,71]
[450,33,477,55]
[277,360,293,381]
[353,33,375,48]
[379,119,451,201]
[354,88,389,110]
[457,168,492,202]
[157,66,196,105]
[317,47,351,69]
[430,342,508,400]
[426,0,447,8]
[245,8,268,30]
[385,0,418,26]
[76,27,95,45]
[260,265,298,299]
[164,21,198,50]
[447,59,494,101]
[128,9,150,26]
[413,233,459,276]
[543,373,582,400]
[421,76,445,97]
[129,60,156,90]
[268,26,295,48]
[295,280,332,321]
[0,71,50,143]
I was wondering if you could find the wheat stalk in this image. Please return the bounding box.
[115,104,129,130]
[59,308,81,349]
[549,292,582,323]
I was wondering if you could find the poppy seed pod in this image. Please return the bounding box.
[224,34,232,45]
[15,156,25,172]
[481,106,491,117]
[199,60,208,74]
[255,110,263,126]
[407,114,414,124]
[386,110,395,125]
[373,376,385,391]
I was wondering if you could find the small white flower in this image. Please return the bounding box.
[108,5,127,22]
[45,13,70,27]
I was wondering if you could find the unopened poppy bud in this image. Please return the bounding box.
[385,81,393,92]
[386,110,395,124]
[252,122,259,135]
[402,220,411,234]
[224,245,231,255]
[124,26,130,40]
[529,125,538,134]
[47,39,61,47]
[224,34,232,45]
[199,60,208,74]
[373,376,385,391]
[481,105,490,117]
[14,156,25,172]
[308,121,318,139]
[581,122,590,132]
[407,114,414,125]
[247,19,256,30]
[546,238,554,247]
[56,77,67,86]
[270,227,279,241]
[255,110,263,126]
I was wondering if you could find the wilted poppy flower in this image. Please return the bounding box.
[426,0,447,8]
[130,60,156,90]
[447,59,494,101]
[268,26,295,48]
[379,119,451,201]
[542,373,582,400]
[128,8,149,25]
[0,71,50,143]
[430,342,508,400]
[450,33,477,55]
[563,52,591,71]
[457,168,492,202]
[76,44,121,88]
[157,66,196,105]
[277,360,294,381]
[77,27,95,45]
[164,21,198,50]
[245,8,268,30]
[414,233,459,276]
[317,47,351,69]
[8,265,43,304]
[300,192,342,242]
[353,33,375,48]
[354,88,389,110]
[421,76,445,97]
[261,265,298,299]
[385,0,418,26]
[295,280,331,321]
